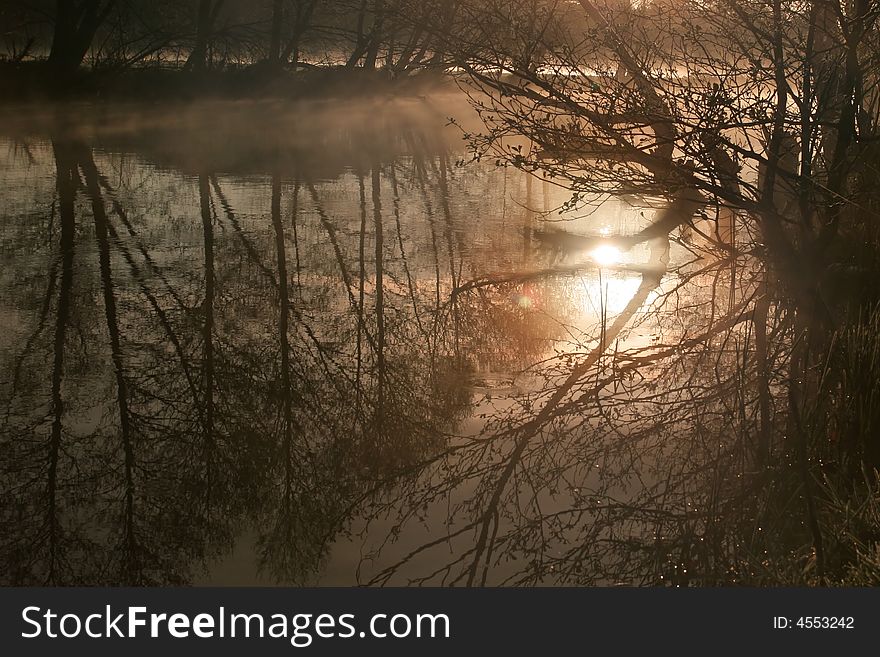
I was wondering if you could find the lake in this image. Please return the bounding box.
[0,94,710,586]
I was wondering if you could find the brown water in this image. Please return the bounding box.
[0,95,684,585]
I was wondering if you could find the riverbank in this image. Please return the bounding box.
[0,60,450,103]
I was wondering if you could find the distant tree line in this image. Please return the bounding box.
[0,0,463,76]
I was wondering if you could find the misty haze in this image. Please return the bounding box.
[1,0,880,587]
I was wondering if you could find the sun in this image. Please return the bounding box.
[589,244,621,266]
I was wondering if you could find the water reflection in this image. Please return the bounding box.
[1,98,703,585]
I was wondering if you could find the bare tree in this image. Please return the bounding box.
[47,0,117,73]
[343,0,880,585]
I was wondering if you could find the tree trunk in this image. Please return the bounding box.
[363,0,386,70]
[269,0,284,64]
[187,0,215,71]
[346,0,370,67]
[47,0,116,75]
[281,1,320,68]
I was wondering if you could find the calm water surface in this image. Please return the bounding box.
[0,96,678,585]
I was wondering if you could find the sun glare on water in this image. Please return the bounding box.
[589,244,621,266]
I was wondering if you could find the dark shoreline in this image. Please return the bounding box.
[0,60,451,103]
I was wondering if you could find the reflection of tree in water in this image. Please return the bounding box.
[5,0,880,588]
[1,139,264,584]
[356,242,768,585]
[0,120,499,585]
[3,91,826,587]
[347,0,880,587]
[255,154,481,583]
[0,123,775,588]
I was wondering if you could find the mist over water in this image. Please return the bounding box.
[0,92,691,585]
